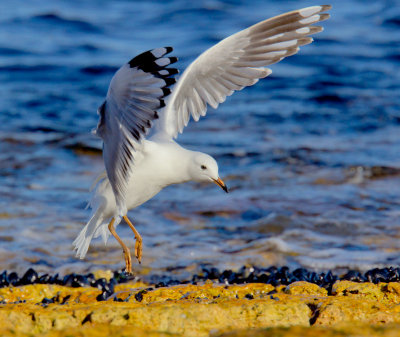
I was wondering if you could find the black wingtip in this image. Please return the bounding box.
[128,50,155,69]
[164,46,173,55]
[128,49,178,77]
[168,56,178,65]
[164,77,176,87]
[170,68,179,75]
[162,87,171,96]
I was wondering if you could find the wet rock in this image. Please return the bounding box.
[47,273,59,284]
[63,273,90,288]
[219,269,237,284]
[387,267,400,282]
[85,273,96,285]
[135,289,148,302]
[342,270,366,282]
[292,268,309,281]
[41,297,55,305]
[92,278,108,291]
[96,291,110,302]
[112,270,132,284]
[203,267,220,280]
[7,272,19,286]
[0,271,9,288]
[37,274,51,284]
[19,268,38,285]
[1,266,400,299]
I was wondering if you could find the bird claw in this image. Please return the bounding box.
[123,247,132,274]
[135,237,143,263]
[123,216,143,264]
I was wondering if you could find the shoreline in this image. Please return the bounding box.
[1,266,400,336]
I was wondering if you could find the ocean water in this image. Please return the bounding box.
[0,0,399,278]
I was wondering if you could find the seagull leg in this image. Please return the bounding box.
[108,218,132,274]
[123,215,143,264]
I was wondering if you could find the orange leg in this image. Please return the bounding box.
[123,215,143,264]
[108,218,132,274]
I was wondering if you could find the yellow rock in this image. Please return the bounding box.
[315,297,400,326]
[114,281,149,292]
[285,281,328,297]
[215,324,400,337]
[0,283,310,337]
[331,281,400,304]
[0,298,310,336]
[331,281,384,301]
[0,284,101,304]
[0,324,179,337]
[1,280,400,337]
[92,270,114,281]
[382,282,400,303]
[128,283,275,304]
[275,285,286,293]
[94,300,310,336]
[4,322,400,337]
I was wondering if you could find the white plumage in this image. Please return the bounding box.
[73,5,331,272]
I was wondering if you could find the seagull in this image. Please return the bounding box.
[73,5,331,273]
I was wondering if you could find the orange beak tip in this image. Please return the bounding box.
[214,178,229,193]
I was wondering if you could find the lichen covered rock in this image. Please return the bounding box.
[1,273,400,337]
[216,324,400,337]
[0,283,310,336]
[284,281,328,296]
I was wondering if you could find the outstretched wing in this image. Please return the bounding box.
[156,5,331,138]
[95,47,178,215]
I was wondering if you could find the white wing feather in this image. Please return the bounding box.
[157,5,331,138]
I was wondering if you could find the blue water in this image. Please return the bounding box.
[0,0,399,277]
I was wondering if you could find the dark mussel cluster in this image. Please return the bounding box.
[1,266,399,303]
[191,266,400,294]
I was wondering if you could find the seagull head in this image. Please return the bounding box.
[189,152,228,193]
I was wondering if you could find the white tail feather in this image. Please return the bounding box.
[94,222,111,245]
[73,206,106,259]
[73,174,119,259]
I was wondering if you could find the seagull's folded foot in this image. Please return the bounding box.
[124,215,143,264]
[134,235,143,264]
[108,217,133,274]
[123,246,132,274]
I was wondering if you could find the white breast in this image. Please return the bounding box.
[92,139,192,217]
[124,139,191,210]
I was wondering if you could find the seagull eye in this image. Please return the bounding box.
[201,165,207,170]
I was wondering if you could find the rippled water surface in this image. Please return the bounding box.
[1,0,400,277]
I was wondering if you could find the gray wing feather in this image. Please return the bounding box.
[95,47,178,216]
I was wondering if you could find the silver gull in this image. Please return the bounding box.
[73,5,331,273]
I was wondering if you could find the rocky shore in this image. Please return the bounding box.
[1,267,400,336]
